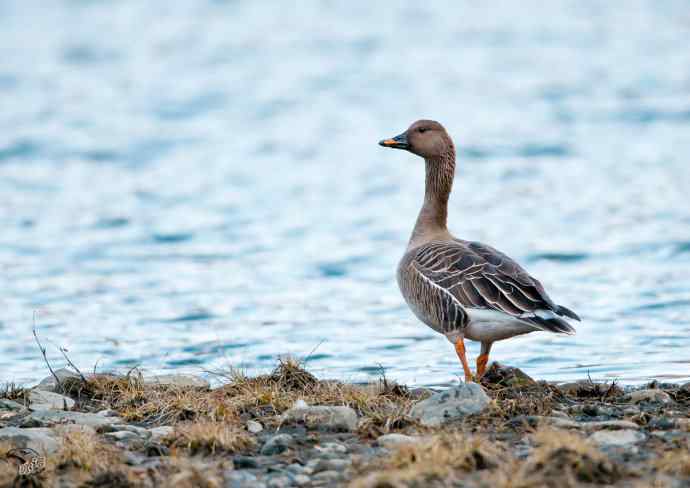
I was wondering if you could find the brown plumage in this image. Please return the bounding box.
[379,120,580,382]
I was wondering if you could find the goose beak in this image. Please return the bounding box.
[379,132,409,150]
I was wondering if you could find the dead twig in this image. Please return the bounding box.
[59,346,87,383]
[32,311,63,394]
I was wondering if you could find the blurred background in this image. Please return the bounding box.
[1,1,689,386]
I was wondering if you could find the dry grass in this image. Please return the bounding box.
[75,358,415,434]
[165,421,256,455]
[655,448,690,478]
[0,382,27,402]
[512,428,622,488]
[351,432,506,487]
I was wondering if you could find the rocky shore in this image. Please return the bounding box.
[1,360,689,487]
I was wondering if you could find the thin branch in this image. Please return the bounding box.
[32,311,63,394]
[58,346,87,383]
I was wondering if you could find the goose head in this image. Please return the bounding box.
[379,119,451,159]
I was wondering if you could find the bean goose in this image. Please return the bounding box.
[379,120,580,382]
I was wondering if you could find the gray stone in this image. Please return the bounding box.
[0,427,60,454]
[282,400,358,431]
[28,390,75,411]
[33,368,82,392]
[105,430,141,442]
[260,433,294,455]
[110,424,150,437]
[293,474,310,486]
[626,389,672,404]
[26,409,122,428]
[312,458,350,473]
[97,409,119,417]
[54,424,97,436]
[148,425,174,442]
[589,429,645,447]
[267,476,290,488]
[311,470,342,483]
[0,398,26,411]
[376,433,420,448]
[409,383,490,427]
[247,420,263,434]
[313,441,347,455]
[143,374,209,389]
[225,470,260,488]
[548,418,639,431]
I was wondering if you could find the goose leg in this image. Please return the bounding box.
[476,342,492,379]
[454,336,474,383]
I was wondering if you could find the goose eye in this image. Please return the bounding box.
[418,127,428,133]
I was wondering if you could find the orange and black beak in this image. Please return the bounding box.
[378,132,409,150]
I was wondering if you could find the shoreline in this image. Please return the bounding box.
[1,359,689,487]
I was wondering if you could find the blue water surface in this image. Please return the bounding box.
[1,1,689,386]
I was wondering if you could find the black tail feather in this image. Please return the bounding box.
[556,304,580,321]
[529,315,576,335]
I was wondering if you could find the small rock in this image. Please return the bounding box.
[260,433,294,455]
[105,430,141,443]
[293,474,310,486]
[110,424,150,437]
[550,409,570,419]
[33,368,82,392]
[0,399,26,412]
[580,420,640,431]
[313,442,348,455]
[589,429,645,447]
[54,424,97,436]
[376,433,419,448]
[267,476,291,488]
[623,407,639,416]
[311,470,341,484]
[28,390,75,411]
[143,374,209,389]
[648,417,677,430]
[0,427,60,454]
[409,383,490,427]
[97,409,119,417]
[225,470,260,488]
[247,420,263,434]
[148,426,174,442]
[233,455,260,469]
[626,389,672,404]
[282,401,358,432]
[26,409,122,428]
[312,458,350,473]
[408,388,435,400]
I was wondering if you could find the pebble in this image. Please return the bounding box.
[143,374,210,389]
[312,458,350,473]
[25,409,122,428]
[105,430,141,443]
[626,389,672,404]
[233,455,260,469]
[0,427,60,454]
[225,470,260,488]
[293,474,310,486]
[97,409,120,417]
[148,425,174,442]
[409,383,490,427]
[311,470,342,484]
[314,442,348,455]
[28,389,75,411]
[376,433,419,448]
[282,401,358,432]
[247,420,263,434]
[260,433,294,455]
[589,429,645,447]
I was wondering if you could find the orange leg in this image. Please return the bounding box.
[476,354,489,379]
[454,336,474,383]
[476,342,492,380]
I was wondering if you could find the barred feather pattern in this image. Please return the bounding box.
[397,239,579,335]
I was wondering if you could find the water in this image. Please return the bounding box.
[1,1,689,387]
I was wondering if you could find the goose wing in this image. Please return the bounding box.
[410,240,579,333]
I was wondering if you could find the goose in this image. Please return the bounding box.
[379,120,580,382]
